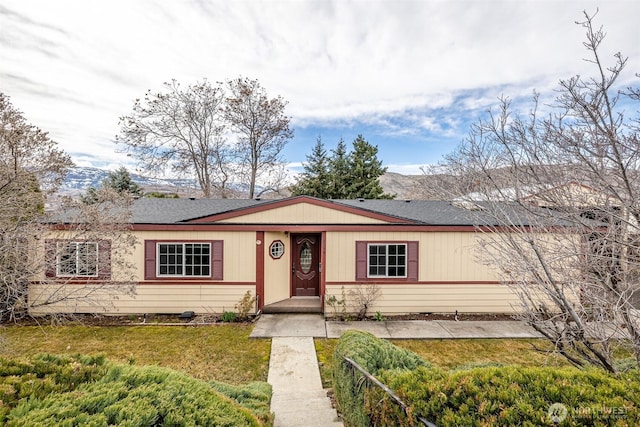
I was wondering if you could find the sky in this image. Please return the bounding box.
[1,1,639,177]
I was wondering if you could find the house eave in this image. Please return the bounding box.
[129,223,479,232]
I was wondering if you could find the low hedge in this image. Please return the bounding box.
[0,353,109,418]
[210,380,274,425]
[0,354,272,426]
[331,332,640,426]
[332,330,429,427]
[379,365,640,426]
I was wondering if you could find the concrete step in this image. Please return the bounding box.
[272,389,330,399]
[263,297,322,314]
[272,397,335,413]
[273,406,343,427]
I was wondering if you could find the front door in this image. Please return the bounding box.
[291,234,320,297]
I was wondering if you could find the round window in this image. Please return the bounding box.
[269,240,285,259]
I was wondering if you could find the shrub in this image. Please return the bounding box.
[325,287,347,320]
[331,332,640,427]
[347,284,381,320]
[332,331,428,427]
[0,353,109,420]
[334,330,428,375]
[235,290,257,320]
[221,311,237,323]
[210,380,273,425]
[0,355,272,426]
[379,365,640,426]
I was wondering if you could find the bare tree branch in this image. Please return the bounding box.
[116,79,231,198]
[224,77,293,199]
[432,12,640,372]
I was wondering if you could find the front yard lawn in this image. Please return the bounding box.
[0,324,270,385]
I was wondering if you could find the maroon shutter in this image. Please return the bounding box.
[355,241,368,281]
[45,240,57,278]
[97,240,112,279]
[407,241,419,281]
[211,240,224,280]
[144,240,157,280]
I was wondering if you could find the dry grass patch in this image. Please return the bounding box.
[392,338,569,369]
[0,324,270,385]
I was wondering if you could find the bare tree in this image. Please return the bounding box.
[28,189,138,319]
[224,77,293,199]
[436,12,640,372]
[348,284,381,320]
[116,79,232,198]
[1,93,71,321]
[0,93,136,321]
[0,93,72,197]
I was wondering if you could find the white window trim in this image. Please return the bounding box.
[156,242,212,278]
[367,243,408,278]
[56,241,99,277]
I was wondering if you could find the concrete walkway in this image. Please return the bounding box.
[255,314,541,426]
[251,314,541,339]
[268,337,343,427]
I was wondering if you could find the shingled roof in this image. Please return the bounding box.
[128,196,564,227]
[131,198,264,223]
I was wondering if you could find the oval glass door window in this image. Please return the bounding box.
[300,242,312,273]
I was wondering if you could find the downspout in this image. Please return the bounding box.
[321,231,327,314]
[255,231,265,312]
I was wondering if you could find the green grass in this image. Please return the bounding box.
[315,338,569,388]
[0,324,270,385]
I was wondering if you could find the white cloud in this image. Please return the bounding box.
[1,0,639,171]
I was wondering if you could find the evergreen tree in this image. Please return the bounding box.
[144,191,179,198]
[291,135,392,200]
[328,138,351,199]
[346,135,392,199]
[82,167,143,204]
[104,167,143,196]
[290,137,331,198]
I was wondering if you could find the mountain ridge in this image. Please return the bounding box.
[59,166,425,200]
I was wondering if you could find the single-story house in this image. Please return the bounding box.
[31,196,530,316]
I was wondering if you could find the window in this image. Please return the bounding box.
[144,240,223,280]
[269,240,285,259]
[45,240,110,279]
[368,244,406,277]
[355,241,418,282]
[158,243,211,277]
[56,242,98,277]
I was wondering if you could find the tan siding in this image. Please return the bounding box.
[263,231,291,304]
[32,230,136,282]
[325,284,518,314]
[217,203,387,224]
[133,231,255,282]
[31,229,258,315]
[325,231,497,282]
[38,224,576,316]
[29,284,255,315]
